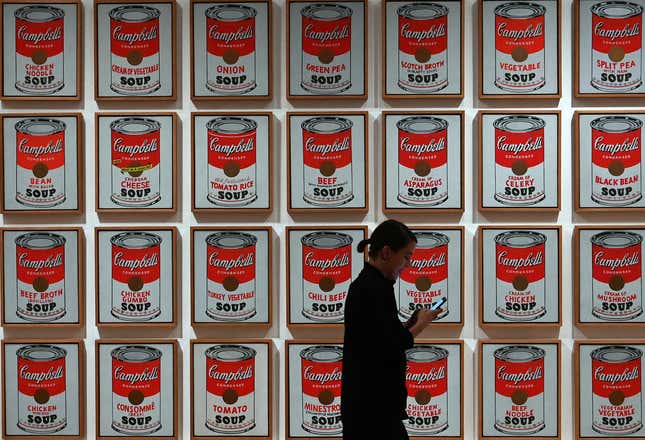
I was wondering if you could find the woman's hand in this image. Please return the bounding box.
[408,308,442,337]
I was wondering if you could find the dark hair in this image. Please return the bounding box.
[357,219,417,259]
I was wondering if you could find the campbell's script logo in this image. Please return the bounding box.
[593,252,640,271]
[17,26,62,44]
[593,136,640,156]
[594,366,640,384]
[20,366,64,384]
[305,136,350,156]
[406,366,445,384]
[400,23,446,41]
[208,365,253,383]
[112,26,157,45]
[18,138,63,157]
[594,22,640,40]
[208,252,254,270]
[304,366,342,384]
[497,22,543,40]
[304,24,349,42]
[208,25,254,43]
[304,252,349,270]
[497,366,543,384]
[114,366,159,383]
[497,136,543,155]
[18,252,63,271]
[209,137,255,156]
[409,253,446,270]
[113,137,159,156]
[113,252,159,270]
[498,251,543,269]
[400,137,446,154]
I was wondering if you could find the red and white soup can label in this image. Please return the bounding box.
[15,232,66,322]
[206,5,257,94]
[591,345,643,435]
[591,116,642,206]
[110,5,161,95]
[301,3,352,93]
[111,117,161,207]
[494,345,545,435]
[494,2,545,92]
[405,346,449,434]
[206,232,257,321]
[15,118,66,208]
[17,344,67,434]
[14,5,65,95]
[111,346,162,435]
[301,231,352,321]
[302,116,354,206]
[590,345,643,436]
[494,115,545,205]
[591,231,643,320]
[111,232,161,321]
[399,232,449,319]
[591,1,643,92]
[207,117,258,207]
[397,116,448,206]
[205,345,256,433]
[495,231,546,321]
[397,3,448,93]
[300,345,343,435]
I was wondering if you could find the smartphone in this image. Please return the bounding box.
[430,297,447,311]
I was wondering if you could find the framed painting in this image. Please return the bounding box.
[575,340,645,439]
[190,339,272,439]
[286,225,366,328]
[191,226,272,327]
[95,339,178,440]
[574,225,645,327]
[574,111,645,212]
[478,225,562,328]
[192,112,273,214]
[479,0,561,99]
[95,226,177,327]
[1,227,84,328]
[2,339,85,438]
[287,111,368,214]
[286,0,367,99]
[1,113,83,214]
[95,112,177,214]
[1,0,82,100]
[382,0,464,99]
[478,110,561,212]
[94,0,176,101]
[382,111,464,214]
[574,0,645,98]
[478,340,561,440]
[190,0,272,100]
[394,226,464,327]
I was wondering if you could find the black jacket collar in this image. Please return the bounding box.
[364,262,396,286]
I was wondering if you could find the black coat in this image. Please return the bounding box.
[341,263,413,437]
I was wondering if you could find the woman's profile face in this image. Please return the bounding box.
[382,240,417,280]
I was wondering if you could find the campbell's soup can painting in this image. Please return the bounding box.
[495,231,546,321]
[301,231,352,322]
[15,232,66,322]
[205,345,256,433]
[397,116,448,206]
[494,115,545,205]
[15,118,66,208]
[301,3,352,93]
[494,2,545,92]
[591,1,643,92]
[17,344,67,434]
[397,3,448,92]
[405,346,449,434]
[206,232,257,321]
[591,231,643,320]
[494,345,545,435]
[111,118,161,207]
[591,116,642,206]
[14,5,65,94]
[206,5,257,94]
[111,346,162,435]
[399,232,449,319]
[302,117,354,206]
[110,232,161,321]
[300,345,343,435]
[110,5,161,95]
[591,345,642,435]
[207,117,258,207]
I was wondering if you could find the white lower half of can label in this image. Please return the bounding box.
[398,279,447,319]
[111,166,160,207]
[495,394,544,434]
[206,393,255,433]
[495,163,544,205]
[592,49,642,92]
[111,54,161,95]
[496,278,545,320]
[405,394,448,434]
[592,163,641,205]
[398,162,447,205]
[15,54,64,94]
[18,391,67,433]
[303,163,353,206]
[593,393,641,435]
[207,164,257,207]
[302,278,348,321]
[207,54,256,94]
[398,50,447,92]
[112,393,161,435]
[17,165,65,207]
[207,278,256,320]
[592,278,642,320]
[495,51,545,92]
[301,392,342,435]
[301,51,351,93]
[17,278,65,321]
[112,279,160,320]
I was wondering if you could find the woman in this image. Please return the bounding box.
[341,219,442,440]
